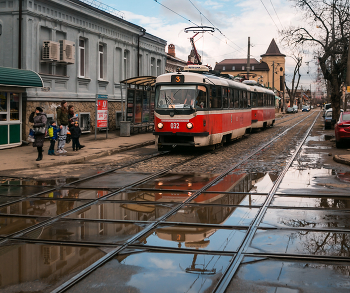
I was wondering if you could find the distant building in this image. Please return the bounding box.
[0,0,167,140]
[166,44,187,73]
[214,39,286,92]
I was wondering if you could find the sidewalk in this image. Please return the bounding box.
[0,131,155,171]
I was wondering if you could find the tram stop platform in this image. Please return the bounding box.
[0,131,155,171]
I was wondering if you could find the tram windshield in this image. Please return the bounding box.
[156,85,207,109]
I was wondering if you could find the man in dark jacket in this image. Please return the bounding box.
[29,107,47,161]
[56,100,69,153]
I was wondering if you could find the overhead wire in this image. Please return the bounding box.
[187,0,246,53]
[259,0,280,31]
[269,0,284,30]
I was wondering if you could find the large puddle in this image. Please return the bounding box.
[67,250,232,293]
[0,241,106,292]
[227,257,350,292]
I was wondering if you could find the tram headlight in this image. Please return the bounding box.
[157,122,164,129]
[186,122,193,129]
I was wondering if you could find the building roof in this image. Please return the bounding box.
[0,67,43,88]
[261,39,286,57]
[166,54,187,65]
[214,58,269,71]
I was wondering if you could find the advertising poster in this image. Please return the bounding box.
[97,96,108,128]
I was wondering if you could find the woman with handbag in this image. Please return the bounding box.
[29,106,47,161]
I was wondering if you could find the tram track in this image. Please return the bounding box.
[47,112,320,292]
[0,110,336,293]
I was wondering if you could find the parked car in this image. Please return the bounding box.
[323,103,331,116]
[302,106,310,112]
[293,105,298,113]
[324,109,333,129]
[335,111,350,148]
[286,107,295,114]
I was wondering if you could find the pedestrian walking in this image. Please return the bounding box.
[56,100,69,153]
[29,107,47,161]
[48,121,59,155]
[70,120,82,151]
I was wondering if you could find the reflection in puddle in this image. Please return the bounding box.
[66,202,178,222]
[135,224,246,252]
[0,178,77,186]
[0,242,105,292]
[22,219,146,244]
[260,208,350,229]
[228,257,350,292]
[0,185,51,197]
[166,205,259,226]
[0,216,47,236]
[0,199,89,217]
[37,189,113,200]
[248,229,350,257]
[72,172,152,189]
[136,173,219,190]
[68,250,232,293]
[106,190,192,203]
[277,168,350,195]
[271,196,350,208]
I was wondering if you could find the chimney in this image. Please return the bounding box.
[168,44,175,57]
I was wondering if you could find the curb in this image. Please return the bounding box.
[333,155,350,166]
[36,140,155,168]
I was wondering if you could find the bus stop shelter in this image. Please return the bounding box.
[120,76,156,135]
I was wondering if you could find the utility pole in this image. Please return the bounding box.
[346,31,350,110]
[272,61,275,91]
[247,37,250,80]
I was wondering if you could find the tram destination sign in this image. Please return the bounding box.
[171,75,184,84]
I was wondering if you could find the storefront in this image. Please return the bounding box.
[0,67,43,149]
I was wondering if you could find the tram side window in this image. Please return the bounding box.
[258,93,263,107]
[210,86,222,108]
[242,91,247,108]
[251,92,257,108]
[196,85,207,109]
[223,87,229,108]
[247,92,251,108]
[228,88,233,108]
[234,89,239,108]
[239,91,244,108]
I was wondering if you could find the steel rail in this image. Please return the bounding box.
[213,111,321,293]
[51,112,318,292]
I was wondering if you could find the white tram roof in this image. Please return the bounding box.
[156,71,274,94]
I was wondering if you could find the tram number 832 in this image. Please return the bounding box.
[170,123,180,129]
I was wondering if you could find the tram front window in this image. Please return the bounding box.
[156,85,207,109]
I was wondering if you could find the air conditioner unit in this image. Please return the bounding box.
[59,40,75,64]
[42,41,60,61]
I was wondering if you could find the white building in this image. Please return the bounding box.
[0,0,167,138]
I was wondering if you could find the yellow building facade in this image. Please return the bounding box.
[214,39,285,92]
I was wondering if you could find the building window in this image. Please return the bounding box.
[156,59,161,76]
[242,66,245,70]
[98,44,105,79]
[79,38,86,77]
[151,58,156,76]
[232,66,235,70]
[124,50,129,79]
[252,65,254,70]
[222,66,225,71]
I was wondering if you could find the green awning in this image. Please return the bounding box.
[0,67,43,88]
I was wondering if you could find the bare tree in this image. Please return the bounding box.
[281,0,350,121]
[284,54,303,108]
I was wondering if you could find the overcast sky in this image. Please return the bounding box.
[104,0,318,90]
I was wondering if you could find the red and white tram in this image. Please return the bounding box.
[154,65,275,150]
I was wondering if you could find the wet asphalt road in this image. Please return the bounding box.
[1,111,350,292]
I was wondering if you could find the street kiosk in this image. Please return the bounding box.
[0,67,43,149]
[120,76,156,134]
